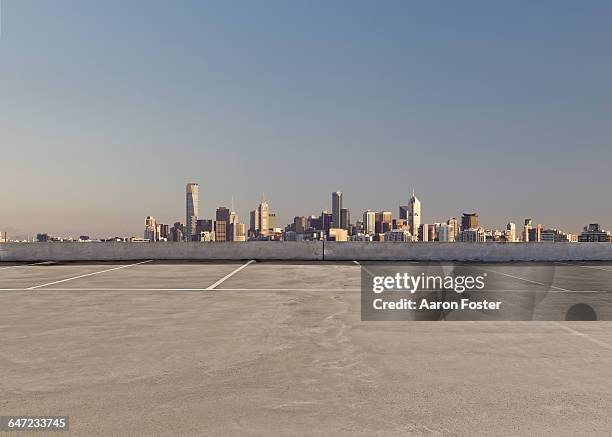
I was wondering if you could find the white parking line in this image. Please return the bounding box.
[556,261,612,273]
[476,266,571,292]
[25,260,152,290]
[554,322,612,351]
[0,261,54,270]
[0,287,362,292]
[206,260,254,290]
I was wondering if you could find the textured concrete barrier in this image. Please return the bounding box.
[324,242,612,261]
[1,241,612,262]
[0,242,323,262]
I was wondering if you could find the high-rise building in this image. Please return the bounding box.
[461,213,478,231]
[258,199,270,237]
[505,222,516,242]
[186,183,199,241]
[332,192,343,229]
[233,222,247,242]
[340,208,350,230]
[363,210,376,235]
[447,217,459,241]
[249,209,259,237]
[268,213,277,233]
[399,205,409,220]
[408,192,421,240]
[436,223,453,242]
[144,216,157,241]
[523,218,532,242]
[215,221,227,242]
[0,231,7,243]
[216,207,231,223]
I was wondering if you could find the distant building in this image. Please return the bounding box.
[528,223,542,243]
[169,222,184,242]
[505,222,516,242]
[249,209,259,237]
[340,208,350,231]
[363,210,376,235]
[328,228,348,242]
[436,223,454,242]
[215,221,227,242]
[186,183,199,241]
[399,205,409,221]
[268,213,277,234]
[408,192,421,240]
[216,207,231,223]
[196,219,213,234]
[385,229,412,242]
[144,216,157,241]
[459,228,486,243]
[578,224,612,242]
[332,192,343,229]
[0,231,8,243]
[257,200,270,237]
[523,219,532,242]
[294,216,307,234]
[447,217,459,241]
[233,222,247,242]
[541,228,575,243]
[461,213,478,231]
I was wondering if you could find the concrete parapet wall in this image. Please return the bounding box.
[324,242,612,262]
[1,241,612,262]
[0,242,323,262]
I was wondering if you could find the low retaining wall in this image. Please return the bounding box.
[0,242,323,262]
[324,242,612,262]
[1,241,612,262]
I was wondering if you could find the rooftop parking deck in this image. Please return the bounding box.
[1,261,612,436]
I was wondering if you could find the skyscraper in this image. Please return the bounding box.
[258,199,269,237]
[144,216,157,241]
[340,208,350,230]
[332,192,343,229]
[461,213,478,231]
[185,183,199,241]
[363,210,375,235]
[408,191,421,240]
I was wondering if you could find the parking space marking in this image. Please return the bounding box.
[0,261,55,270]
[206,260,255,290]
[556,261,612,273]
[554,322,612,351]
[25,260,153,290]
[476,266,571,292]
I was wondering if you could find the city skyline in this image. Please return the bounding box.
[2,2,612,237]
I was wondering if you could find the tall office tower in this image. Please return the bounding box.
[506,222,516,242]
[144,216,157,241]
[461,213,478,231]
[332,192,343,229]
[340,208,350,230]
[363,210,376,235]
[419,224,430,242]
[268,213,277,232]
[216,207,231,223]
[523,218,532,242]
[186,183,199,241]
[258,200,270,237]
[233,222,247,242]
[408,191,421,240]
[447,217,459,241]
[249,210,259,237]
[229,210,238,242]
[399,205,409,220]
[215,221,227,242]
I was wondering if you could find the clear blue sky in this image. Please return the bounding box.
[1,0,611,238]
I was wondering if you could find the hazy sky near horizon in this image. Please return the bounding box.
[1,0,611,238]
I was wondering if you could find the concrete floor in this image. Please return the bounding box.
[1,261,611,436]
